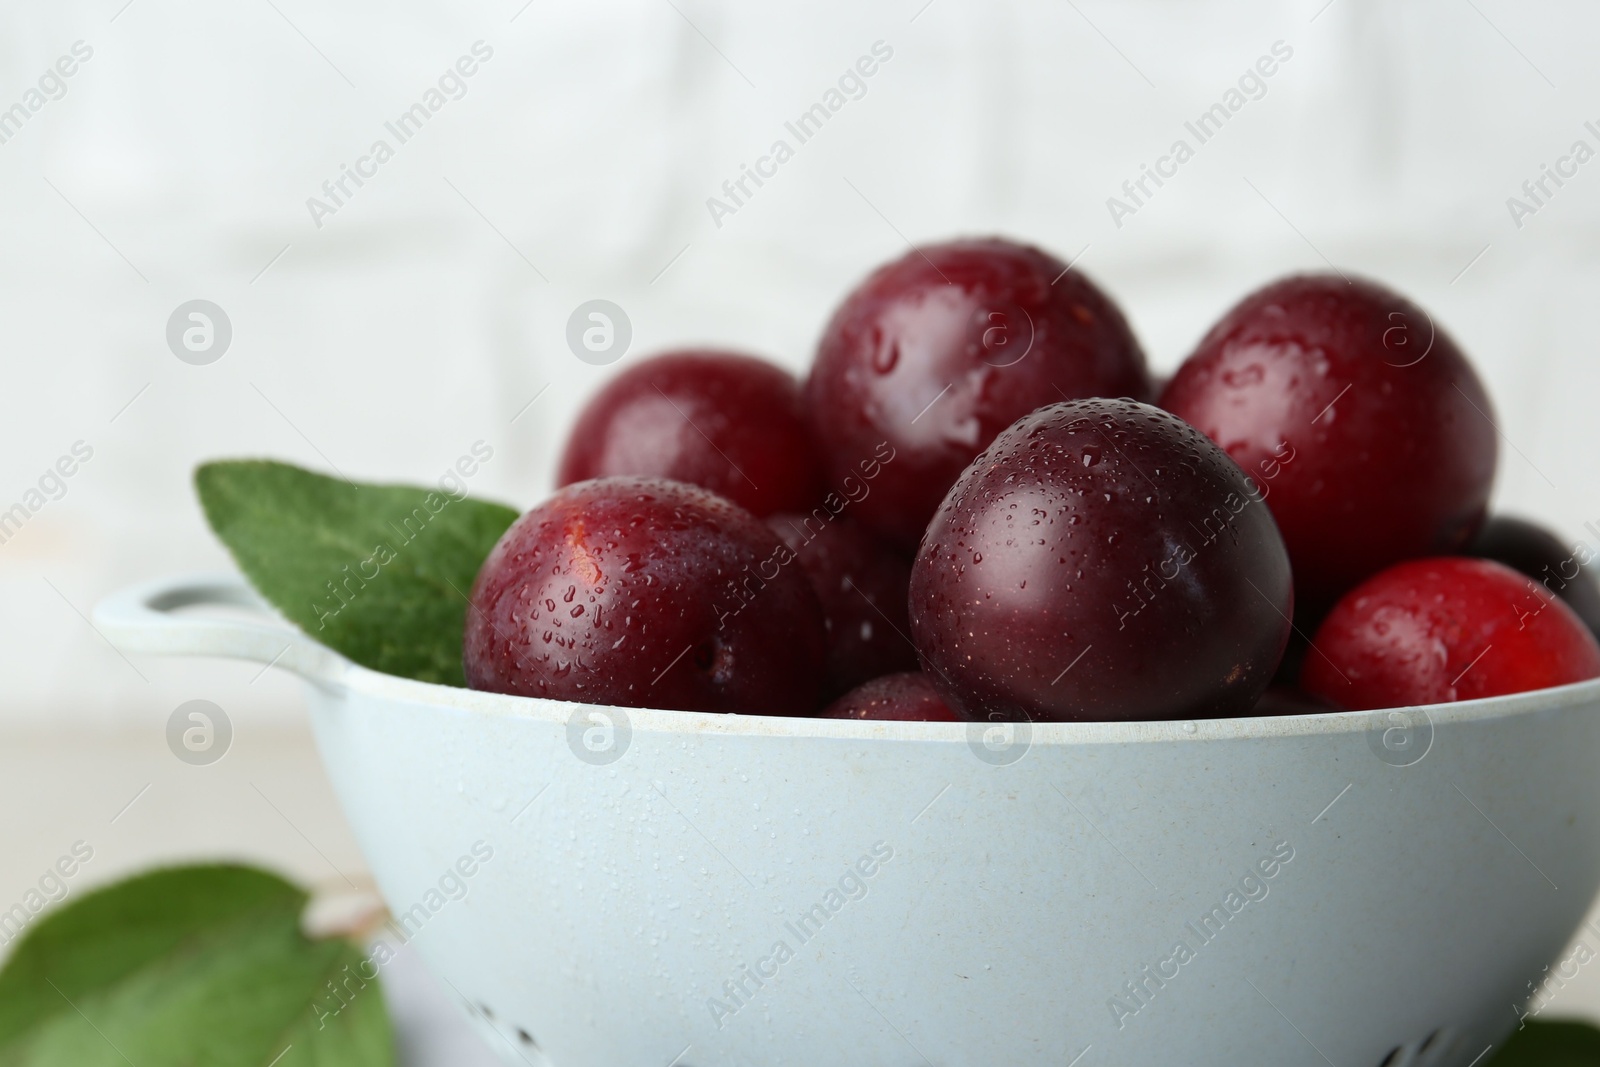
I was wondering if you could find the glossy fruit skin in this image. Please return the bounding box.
[807,237,1151,552]
[464,477,826,714]
[821,672,959,721]
[910,398,1293,723]
[1301,557,1600,710]
[557,350,823,517]
[1470,515,1600,639]
[767,513,917,699]
[1160,274,1497,615]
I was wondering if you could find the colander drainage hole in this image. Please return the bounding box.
[1374,1028,1449,1067]
[466,999,542,1052]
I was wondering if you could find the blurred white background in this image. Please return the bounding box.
[3,0,1599,1050]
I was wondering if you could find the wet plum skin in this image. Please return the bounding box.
[557,350,824,518]
[767,513,917,700]
[909,398,1293,723]
[807,237,1151,553]
[463,476,826,715]
[821,672,959,721]
[1160,274,1497,617]
[1302,557,1600,710]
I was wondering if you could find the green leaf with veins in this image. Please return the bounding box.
[195,459,520,687]
[0,865,392,1066]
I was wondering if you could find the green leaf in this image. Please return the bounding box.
[1488,1020,1600,1065]
[0,865,393,1066]
[195,460,520,687]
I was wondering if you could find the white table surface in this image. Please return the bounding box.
[0,724,505,1065]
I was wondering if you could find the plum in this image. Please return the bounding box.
[1471,515,1600,640]
[910,397,1293,722]
[1302,557,1600,709]
[807,237,1151,552]
[767,513,917,698]
[1161,274,1497,616]
[558,350,822,517]
[821,672,959,721]
[464,476,826,714]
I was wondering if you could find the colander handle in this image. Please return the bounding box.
[93,573,349,689]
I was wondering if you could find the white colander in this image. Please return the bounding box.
[96,573,1600,1067]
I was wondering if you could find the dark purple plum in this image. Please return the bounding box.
[1161,274,1497,616]
[558,350,823,517]
[909,398,1293,722]
[768,513,917,698]
[807,237,1151,552]
[464,477,826,714]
